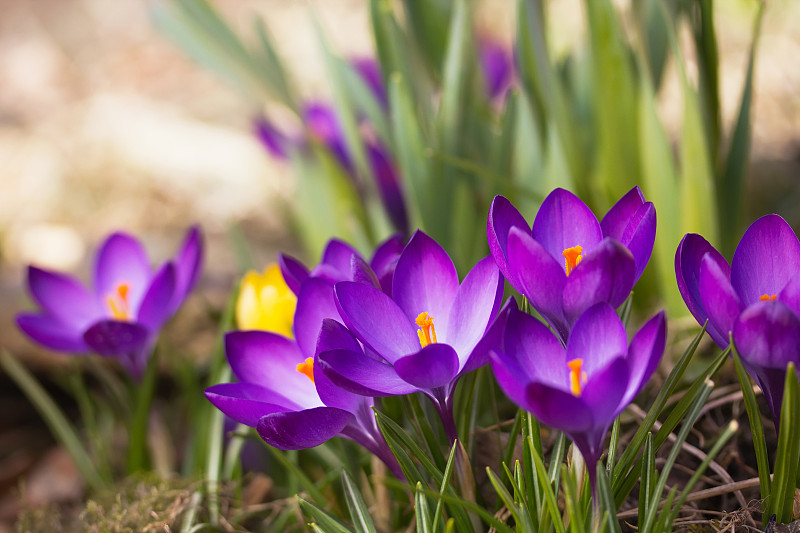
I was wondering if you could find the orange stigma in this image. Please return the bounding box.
[759,294,777,301]
[106,282,131,320]
[416,312,438,347]
[296,357,315,383]
[562,246,583,276]
[567,359,585,397]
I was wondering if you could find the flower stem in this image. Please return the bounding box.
[127,349,158,474]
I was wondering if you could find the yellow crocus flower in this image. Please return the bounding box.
[236,263,297,337]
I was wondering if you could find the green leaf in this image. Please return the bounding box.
[666,420,738,529]
[528,438,567,533]
[415,482,433,533]
[768,363,800,523]
[638,433,655,528]
[595,464,622,533]
[719,3,764,255]
[298,497,355,533]
[560,463,585,533]
[1,351,106,492]
[401,0,451,72]
[732,342,771,504]
[640,378,715,533]
[431,441,459,533]
[636,55,682,315]
[341,470,377,533]
[583,0,640,205]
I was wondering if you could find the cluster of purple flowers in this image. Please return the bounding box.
[17,181,800,494]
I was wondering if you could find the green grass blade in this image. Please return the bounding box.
[431,441,459,533]
[127,349,159,474]
[298,497,355,533]
[560,463,585,533]
[529,438,567,533]
[641,379,714,533]
[718,3,764,255]
[768,363,800,523]
[666,420,738,528]
[638,433,655,528]
[595,463,622,533]
[415,482,433,533]
[341,469,377,533]
[732,343,771,503]
[1,351,106,491]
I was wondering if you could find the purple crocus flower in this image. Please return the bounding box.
[479,37,514,101]
[487,187,656,342]
[676,214,800,426]
[207,237,403,477]
[204,330,402,478]
[17,227,203,378]
[490,302,666,491]
[318,230,504,441]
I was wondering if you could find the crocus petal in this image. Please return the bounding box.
[392,231,459,323]
[136,263,176,331]
[532,188,603,266]
[94,232,152,312]
[16,313,87,353]
[731,214,800,306]
[601,187,656,282]
[319,348,419,397]
[204,382,301,427]
[461,298,515,375]
[524,382,593,433]
[350,57,387,106]
[335,282,421,364]
[394,343,459,390]
[83,319,150,357]
[443,256,503,360]
[172,225,203,308]
[257,406,354,450]
[733,301,800,370]
[479,38,512,99]
[562,238,636,327]
[368,143,408,234]
[624,311,667,405]
[566,303,627,377]
[502,304,566,386]
[27,266,101,329]
[675,234,730,346]
[581,356,630,423]
[304,103,351,169]
[254,117,291,159]
[600,186,646,241]
[278,253,309,296]
[779,275,800,317]
[752,366,791,431]
[350,255,381,290]
[312,364,361,413]
[224,330,321,409]
[312,239,361,282]
[293,278,338,360]
[698,254,742,341]
[487,195,530,284]
[370,234,404,296]
[315,317,363,355]
[489,349,533,410]
[506,227,568,338]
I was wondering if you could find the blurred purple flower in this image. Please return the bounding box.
[676,214,800,427]
[17,227,203,378]
[487,187,656,342]
[479,38,514,101]
[318,230,504,441]
[490,302,665,491]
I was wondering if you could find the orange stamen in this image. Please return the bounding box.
[562,246,583,276]
[759,294,777,301]
[106,282,131,320]
[567,359,584,397]
[296,357,315,383]
[416,312,437,347]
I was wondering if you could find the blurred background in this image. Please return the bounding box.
[0,0,798,529]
